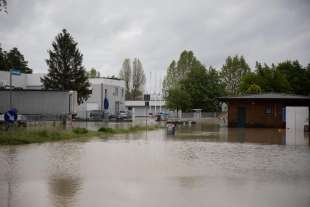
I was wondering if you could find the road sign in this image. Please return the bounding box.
[4,108,17,124]
[144,94,150,102]
[104,97,109,110]
[10,68,21,76]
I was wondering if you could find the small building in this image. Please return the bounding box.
[0,89,77,116]
[219,93,310,128]
[125,100,167,117]
[77,78,126,119]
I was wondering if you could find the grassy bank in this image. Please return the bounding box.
[0,125,161,145]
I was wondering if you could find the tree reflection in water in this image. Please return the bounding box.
[47,143,83,207]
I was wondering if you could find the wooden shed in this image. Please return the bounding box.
[219,93,310,128]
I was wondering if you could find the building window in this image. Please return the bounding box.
[114,87,118,96]
[121,88,124,97]
[282,107,286,122]
[265,105,272,114]
[105,89,107,96]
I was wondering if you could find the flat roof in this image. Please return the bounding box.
[0,89,71,92]
[219,93,310,101]
[125,100,165,107]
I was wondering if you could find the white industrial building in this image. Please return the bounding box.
[77,78,126,119]
[125,100,167,117]
[0,71,125,118]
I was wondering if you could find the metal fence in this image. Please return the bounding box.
[167,112,220,119]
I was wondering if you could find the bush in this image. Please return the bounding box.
[98,127,115,133]
[73,128,88,134]
[37,129,48,137]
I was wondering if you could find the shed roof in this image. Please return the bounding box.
[218,93,310,101]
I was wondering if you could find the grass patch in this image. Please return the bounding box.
[73,127,88,134]
[0,125,161,145]
[98,125,161,134]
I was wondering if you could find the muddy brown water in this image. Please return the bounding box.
[0,121,310,207]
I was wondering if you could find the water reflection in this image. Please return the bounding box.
[0,147,19,207]
[47,143,83,207]
[174,122,309,146]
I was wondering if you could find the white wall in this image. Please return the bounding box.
[286,106,309,130]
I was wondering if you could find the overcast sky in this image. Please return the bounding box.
[1,0,310,92]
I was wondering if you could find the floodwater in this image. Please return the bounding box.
[0,121,310,207]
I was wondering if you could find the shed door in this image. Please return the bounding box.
[238,107,246,128]
[286,107,309,130]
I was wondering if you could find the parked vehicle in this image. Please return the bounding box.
[116,111,131,120]
[89,110,104,120]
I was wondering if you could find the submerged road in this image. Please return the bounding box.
[0,122,310,207]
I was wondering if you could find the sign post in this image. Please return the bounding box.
[4,108,18,130]
[144,94,150,129]
[9,68,21,109]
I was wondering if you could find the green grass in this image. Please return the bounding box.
[97,125,160,134]
[0,125,161,145]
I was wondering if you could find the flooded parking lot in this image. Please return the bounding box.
[0,120,310,207]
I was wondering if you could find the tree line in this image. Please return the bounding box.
[119,58,146,100]
[163,50,310,112]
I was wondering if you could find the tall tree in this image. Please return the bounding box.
[0,46,32,73]
[239,62,290,94]
[165,87,191,112]
[6,47,32,73]
[162,60,177,91]
[180,66,225,111]
[87,68,100,78]
[41,29,91,104]
[277,60,310,95]
[0,0,7,13]
[0,46,8,71]
[119,58,132,99]
[163,50,203,93]
[220,55,250,95]
[164,50,225,112]
[131,58,146,100]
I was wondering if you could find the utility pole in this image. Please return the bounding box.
[9,70,12,109]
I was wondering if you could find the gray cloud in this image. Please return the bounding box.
[1,0,310,91]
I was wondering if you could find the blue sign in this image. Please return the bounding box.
[104,97,109,110]
[4,108,18,124]
[10,68,21,76]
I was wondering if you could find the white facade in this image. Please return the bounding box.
[125,100,167,117]
[77,78,126,118]
[0,71,44,89]
[0,71,126,117]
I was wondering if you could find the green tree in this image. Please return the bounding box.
[41,29,91,104]
[0,46,32,73]
[0,46,8,71]
[162,60,177,91]
[181,66,225,111]
[239,62,290,94]
[277,60,309,95]
[87,68,100,78]
[220,55,250,95]
[166,87,191,112]
[246,84,261,94]
[0,0,7,13]
[131,58,145,100]
[163,50,201,92]
[119,58,132,99]
[164,50,225,112]
[6,48,32,73]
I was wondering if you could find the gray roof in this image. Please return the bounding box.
[219,93,310,101]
